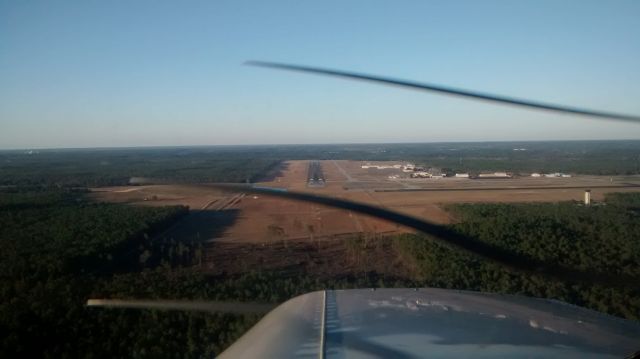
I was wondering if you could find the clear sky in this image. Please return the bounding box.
[1,0,639,149]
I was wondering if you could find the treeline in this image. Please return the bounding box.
[2,140,640,188]
[390,194,640,320]
[376,140,640,175]
[0,189,189,357]
[0,148,282,187]
[0,190,188,277]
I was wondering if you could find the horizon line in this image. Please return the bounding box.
[2,138,640,152]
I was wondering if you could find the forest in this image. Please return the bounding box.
[394,196,640,320]
[1,188,640,357]
[0,147,282,187]
[2,140,640,188]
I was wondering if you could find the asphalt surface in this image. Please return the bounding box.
[307,160,326,187]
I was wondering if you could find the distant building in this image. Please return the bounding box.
[478,172,510,178]
[362,162,403,170]
[410,171,432,178]
[402,164,415,172]
[544,173,561,178]
[545,173,570,178]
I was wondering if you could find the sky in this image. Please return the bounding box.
[1,0,639,149]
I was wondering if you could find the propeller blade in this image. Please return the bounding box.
[246,61,640,123]
[200,183,639,289]
[86,299,275,314]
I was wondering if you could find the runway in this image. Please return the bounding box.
[307,160,326,187]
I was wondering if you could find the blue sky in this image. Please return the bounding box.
[1,0,639,149]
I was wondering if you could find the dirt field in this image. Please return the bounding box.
[90,160,640,276]
[92,160,640,245]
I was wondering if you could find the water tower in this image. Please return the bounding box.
[584,190,591,206]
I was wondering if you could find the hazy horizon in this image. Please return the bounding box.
[2,1,639,149]
[3,137,640,152]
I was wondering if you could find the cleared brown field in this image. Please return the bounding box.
[91,160,640,245]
